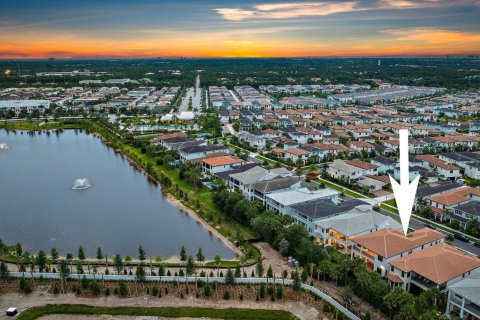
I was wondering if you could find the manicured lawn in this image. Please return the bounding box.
[380,203,399,214]
[384,198,397,207]
[1,120,85,131]
[316,178,371,199]
[18,304,299,320]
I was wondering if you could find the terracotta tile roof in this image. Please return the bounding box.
[388,274,404,283]
[151,131,187,142]
[262,129,278,134]
[366,175,391,184]
[202,155,245,167]
[428,205,445,215]
[455,186,480,197]
[271,148,286,154]
[417,154,460,170]
[389,243,480,284]
[430,193,470,206]
[350,141,375,148]
[351,227,445,258]
[345,159,379,170]
[429,187,480,206]
[286,148,311,156]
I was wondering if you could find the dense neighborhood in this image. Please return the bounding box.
[1,73,480,320]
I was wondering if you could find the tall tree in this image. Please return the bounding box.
[66,253,73,272]
[214,255,221,276]
[15,243,22,267]
[0,262,9,279]
[256,261,264,278]
[225,268,235,285]
[78,246,88,274]
[96,247,103,261]
[50,248,59,266]
[113,254,123,275]
[185,255,196,276]
[196,248,205,264]
[138,245,146,262]
[59,260,70,290]
[135,263,146,282]
[35,250,47,272]
[179,246,187,262]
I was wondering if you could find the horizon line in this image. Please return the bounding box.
[1,54,480,61]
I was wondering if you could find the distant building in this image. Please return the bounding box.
[0,100,51,114]
[79,80,102,84]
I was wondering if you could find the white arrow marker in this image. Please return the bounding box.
[389,129,420,236]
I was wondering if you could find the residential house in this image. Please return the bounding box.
[350,228,445,276]
[202,155,247,174]
[290,198,368,234]
[447,269,480,320]
[265,187,340,216]
[327,159,378,181]
[428,187,480,223]
[236,131,267,149]
[313,206,402,254]
[417,155,462,180]
[389,244,480,294]
[178,145,229,161]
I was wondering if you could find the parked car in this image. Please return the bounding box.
[474,240,480,248]
[344,297,356,306]
[6,307,18,317]
[454,233,470,242]
[424,223,436,230]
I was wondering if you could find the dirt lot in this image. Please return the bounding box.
[40,316,213,320]
[0,292,321,320]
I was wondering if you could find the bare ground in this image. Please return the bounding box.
[0,292,320,320]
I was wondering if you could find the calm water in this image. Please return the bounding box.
[0,129,235,260]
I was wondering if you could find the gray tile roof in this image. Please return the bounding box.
[291,198,368,220]
[449,270,480,307]
[249,176,302,194]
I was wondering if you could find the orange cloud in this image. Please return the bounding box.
[0,25,479,58]
[385,28,480,44]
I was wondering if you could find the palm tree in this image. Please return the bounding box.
[78,246,88,274]
[214,255,221,277]
[329,263,341,286]
[240,255,247,276]
[50,248,59,270]
[308,263,316,280]
[318,260,330,281]
[66,253,73,273]
[15,243,22,268]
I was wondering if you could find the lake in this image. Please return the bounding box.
[0,128,235,260]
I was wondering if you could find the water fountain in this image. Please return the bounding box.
[0,143,10,150]
[72,178,92,190]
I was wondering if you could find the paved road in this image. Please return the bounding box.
[229,89,240,102]
[179,75,201,114]
[8,273,359,320]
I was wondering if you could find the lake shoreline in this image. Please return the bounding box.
[93,130,242,260]
[0,126,239,262]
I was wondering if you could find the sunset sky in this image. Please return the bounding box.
[1,0,480,58]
